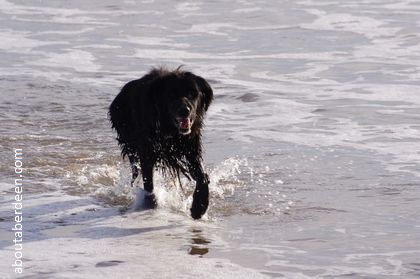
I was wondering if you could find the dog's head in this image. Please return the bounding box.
[151,69,213,136]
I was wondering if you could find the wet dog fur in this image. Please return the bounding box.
[109,67,213,219]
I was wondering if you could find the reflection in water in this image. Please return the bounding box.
[188,229,210,257]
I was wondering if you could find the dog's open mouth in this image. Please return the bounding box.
[176,117,192,134]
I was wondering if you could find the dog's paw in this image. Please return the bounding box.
[143,192,157,209]
[190,186,209,219]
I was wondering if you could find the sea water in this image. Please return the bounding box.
[1,0,420,278]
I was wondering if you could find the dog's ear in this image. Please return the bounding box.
[149,75,170,121]
[188,73,213,111]
[150,77,164,102]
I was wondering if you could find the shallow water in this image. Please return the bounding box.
[1,0,420,278]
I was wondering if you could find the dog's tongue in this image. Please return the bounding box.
[178,118,190,129]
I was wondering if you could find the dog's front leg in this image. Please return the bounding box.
[140,156,157,208]
[187,156,210,219]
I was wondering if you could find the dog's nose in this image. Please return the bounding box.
[178,106,190,117]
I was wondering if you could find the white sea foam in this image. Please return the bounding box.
[0,0,146,19]
[302,9,400,39]
[0,30,57,52]
[133,48,343,62]
[176,2,201,13]
[102,157,250,217]
[27,49,101,72]
[109,37,190,48]
[0,190,269,279]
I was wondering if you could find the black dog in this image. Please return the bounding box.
[109,67,213,219]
